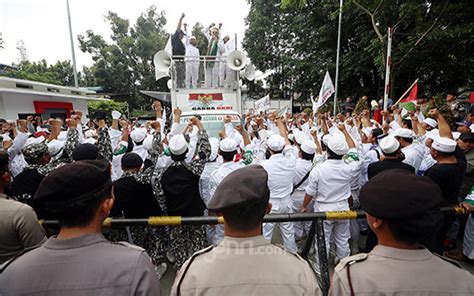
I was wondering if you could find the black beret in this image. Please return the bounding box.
[121,152,143,168]
[34,160,112,211]
[72,143,99,161]
[459,132,474,143]
[208,165,270,212]
[0,151,8,173]
[359,169,442,219]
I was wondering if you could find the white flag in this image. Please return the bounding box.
[164,35,172,54]
[315,71,335,111]
[255,95,270,113]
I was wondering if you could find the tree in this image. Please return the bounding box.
[1,60,78,86]
[87,100,128,121]
[0,33,4,50]
[244,0,474,105]
[78,6,169,110]
[191,22,208,56]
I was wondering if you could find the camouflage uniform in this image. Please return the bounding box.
[149,130,211,269]
[448,100,466,123]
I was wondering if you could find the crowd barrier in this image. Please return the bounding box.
[40,206,469,295]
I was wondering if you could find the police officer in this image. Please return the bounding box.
[0,160,161,295]
[171,165,321,296]
[330,169,474,295]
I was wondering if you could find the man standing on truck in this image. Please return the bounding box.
[183,22,200,88]
[172,13,186,87]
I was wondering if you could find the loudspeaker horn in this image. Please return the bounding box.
[154,50,172,72]
[226,50,247,71]
[240,64,256,81]
[167,79,172,90]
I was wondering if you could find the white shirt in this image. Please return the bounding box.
[132,144,148,161]
[260,146,297,203]
[185,34,199,62]
[305,152,361,204]
[292,158,313,196]
[208,161,244,201]
[199,161,220,205]
[8,132,29,177]
[402,143,424,172]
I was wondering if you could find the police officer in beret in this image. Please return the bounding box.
[0,160,161,295]
[171,165,321,296]
[329,169,474,295]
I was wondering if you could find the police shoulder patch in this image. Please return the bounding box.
[335,253,368,272]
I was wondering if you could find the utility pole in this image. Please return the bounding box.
[383,27,392,111]
[333,0,343,116]
[66,0,79,88]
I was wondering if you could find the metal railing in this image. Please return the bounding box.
[40,206,469,295]
[169,55,239,90]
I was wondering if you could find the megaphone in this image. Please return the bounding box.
[154,50,172,72]
[227,50,247,71]
[240,64,256,81]
[167,79,172,90]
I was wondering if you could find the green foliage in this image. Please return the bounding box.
[87,100,128,120]
[425,94,454,127]
[191,22,208,56]
[244,0,474,105]
[78,5,168,111]
[1,60,77,86]
[353,96,368,115]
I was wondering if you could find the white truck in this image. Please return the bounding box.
[154,50,253,137]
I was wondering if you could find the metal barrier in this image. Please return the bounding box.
[39,206,469,295]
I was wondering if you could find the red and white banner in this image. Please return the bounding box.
[189,93,223,108]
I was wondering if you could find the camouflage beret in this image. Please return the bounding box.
[22,142,49,163]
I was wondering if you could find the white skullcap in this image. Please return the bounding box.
[143,135,154,151]
[327,134,349,155]
[84,129,97,139]
[425,129,439,141]
[424,118,438,128]
[379,136,400,154]
[452,132,461,140]
[209,138,220,161]
[24,136,45,148]
[294,132,306,145]
[267,134,285,151]
[130,128,147,143]
[301,140,317,155]
[47,139,64,157]
[371,100,378,108]
[321,134,331,146]
[393,128,415,139]
[169,134,188,155]
[83,138,97,145]
[58,131,68,142]
[250,121,257,126]
[219,137,238,152]
[432,136,457,153]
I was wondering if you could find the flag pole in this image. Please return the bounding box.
[333,0,343,116]
[66,0,79,88]
[394,78,419,106]
[383,27,392,112]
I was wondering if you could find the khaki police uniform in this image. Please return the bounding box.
[172,235,321,296]
[330,245,474,295]
[0,233,161,296]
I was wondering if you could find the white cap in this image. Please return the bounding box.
[130,128,147,143]
[169,134,188,155]
[143,135,154,151]
[219,138,238,152]
[47,139,64,157]
[379,136,400,154]
[209,138,220,161]
[393,128,415,139]
[371,100,378,108]
[300,140,317,155]
[24,136,45,148]
[83,138,97,145]
[321,134,331,146]
[423,118,438,128]
[84,129,97,139]
[327,135,349,155]
[294,132,306,145]
[452,132,461,140]
[432,136,457,153]
[288,133,295,142]
[267,134,285,151]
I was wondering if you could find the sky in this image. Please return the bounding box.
[0,0,250,69]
